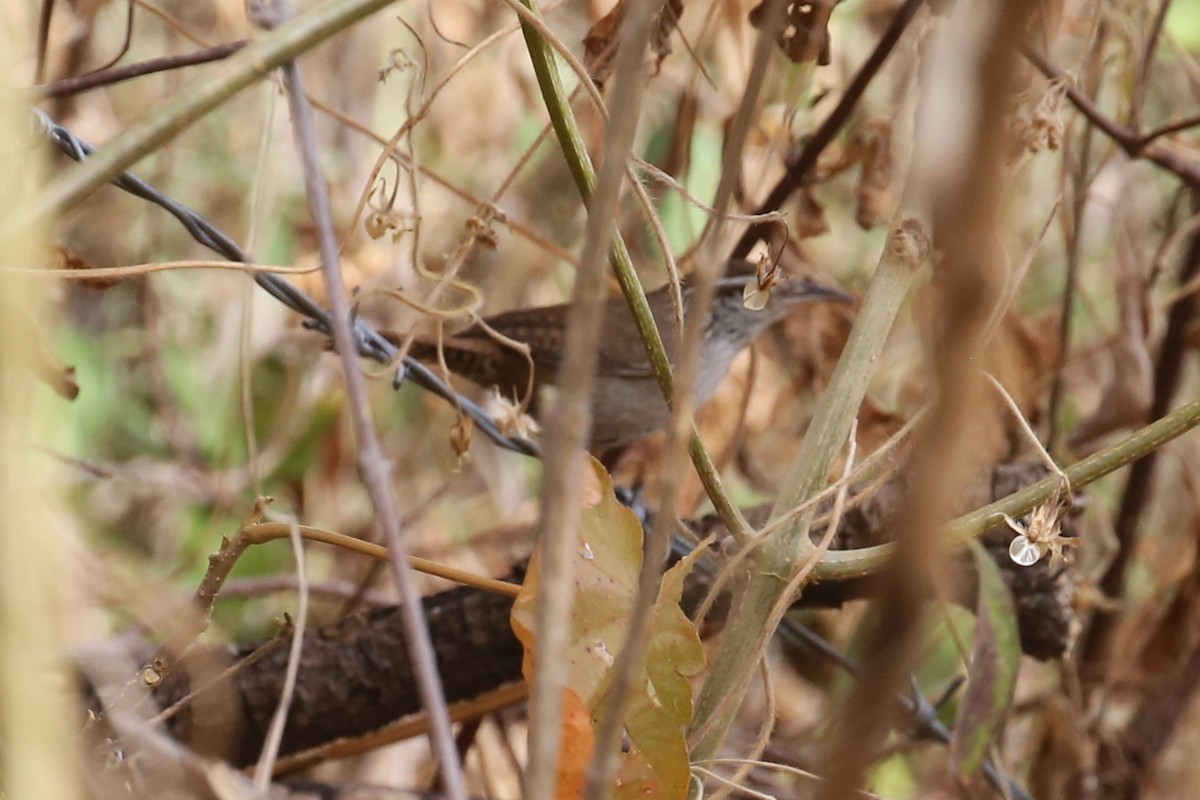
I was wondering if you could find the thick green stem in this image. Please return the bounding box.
[515,1,751,539]
[815,392,1200,581]
[688,219,929,759]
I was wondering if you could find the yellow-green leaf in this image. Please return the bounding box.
[511,459,705,800]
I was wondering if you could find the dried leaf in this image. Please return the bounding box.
[1069,230,1153,451]
[449,414,474,459]
[749,0,839,65]
[511,460,704,800]
[490,388,540,439]
[852,118,894,229]
[794,186,830,239]
[951,540,1021,782]
[614,543,707,800]
[583,0,683,87]
[1002,496,1076,569]
[1007,76,1069,160]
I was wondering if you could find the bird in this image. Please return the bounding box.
[396,259,852,454]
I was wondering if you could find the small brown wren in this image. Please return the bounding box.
[401,259,852,452]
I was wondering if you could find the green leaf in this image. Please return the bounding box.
[950,540,1021,782]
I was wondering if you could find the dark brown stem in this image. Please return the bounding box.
[40,40,248,98]
[35,0,52,83]
[1047,20,1108,450]
[1129,0,1172,131]
[1079,188,1200,675]
[276,16,468,800]
[1138,112,1200,148]
[1022,45,1200,187]
[732,0,926,258]
[89,0,137,77]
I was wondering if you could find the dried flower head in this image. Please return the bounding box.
[1002,494,1077,568]
[449,414,474,461]
[490,389,539,440]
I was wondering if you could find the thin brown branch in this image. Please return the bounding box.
[92,497,271,729]
[1022,45,1200,187]
[1129,0,1173,130]
[1079,189,1200,675]
[1138,112,1200,148]
[252,513,309,786]
[274,6,468,796]
[1048,15,1108,449]
[307,95,578,266]
[89,0,137,77]
[732,0,926,257]
[39,40,248,98]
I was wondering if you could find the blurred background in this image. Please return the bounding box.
[13,0,1200,796]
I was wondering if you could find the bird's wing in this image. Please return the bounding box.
[460,304,571,370]
[456,294,680,379]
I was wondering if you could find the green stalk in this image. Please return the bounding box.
[688,219,929,759]
[816,392,1200,580]
[515,1,751,539]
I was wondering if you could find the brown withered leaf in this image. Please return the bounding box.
[1007,75,1069,161]
[852,118,894,229]
[749,0,840,65]
[449,413,474,460]
[57,245,119,291]
[965,310,1061,465]
[794,186,830,239]
[911,258,1061,464]
[989,311,1061,418]
[1069,230,1153,452]
[583,0,683,87]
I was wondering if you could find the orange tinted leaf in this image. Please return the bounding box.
[613,546,707,800]
[56,245,118,290]
[557,690,596,800]
[511,460,704,800]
